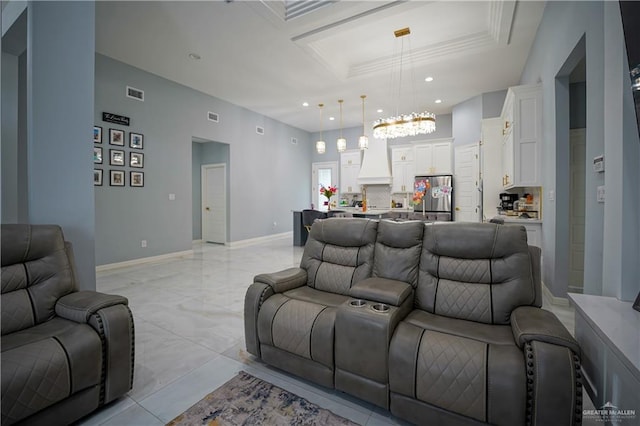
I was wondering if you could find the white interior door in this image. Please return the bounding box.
[569,129,586,293]
[312,161,338,211]
[454,143,480,222]
[202,163,226,244]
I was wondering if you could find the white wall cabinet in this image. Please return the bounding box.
[522,223,542,248]
[340,150,361,194]
[391,146,414,193]
[414,139,453,175]
[500,84,542,188]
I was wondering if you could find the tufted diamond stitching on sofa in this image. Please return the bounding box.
[416,330,486,422]
[314,261,357,295]
[438,258,491,284]
[436,280,492,323]
[1,264,28,293]
[1,338,70,423]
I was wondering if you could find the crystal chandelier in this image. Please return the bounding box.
[316,103,326,154]
[336,99,347,152]
[358,95,369,150]
[373,27,436,139]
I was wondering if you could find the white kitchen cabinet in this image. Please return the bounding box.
[522,223,542,248]
[391,146,415,193]
[414,139,453,175]
[340,150,361,194]
[500,84,542,188]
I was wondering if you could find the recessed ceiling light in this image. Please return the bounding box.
[435,99,442,104]
[329,117,335,121]
[302,102,309,107]
[377,109,383,113]
[425,76,434,82]
[188,53,201,60]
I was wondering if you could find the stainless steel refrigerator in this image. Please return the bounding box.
[413,175,454,221]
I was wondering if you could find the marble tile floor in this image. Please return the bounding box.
[78,237,594,426]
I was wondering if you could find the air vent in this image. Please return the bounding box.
[126,86,144,101]
[256,126,265,135]
[208,111,219,123]
[291,137,298,145]
[285,0,334,21]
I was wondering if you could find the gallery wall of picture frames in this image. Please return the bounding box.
[94,125,145,188]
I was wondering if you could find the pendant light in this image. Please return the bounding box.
[315,103,326,154]
[373,27,435,139]
[336,99,347,152]
[358,95,369,150]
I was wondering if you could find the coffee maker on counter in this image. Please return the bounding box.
[498,193,519,215]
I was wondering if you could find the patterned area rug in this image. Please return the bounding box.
[166,371,360,426]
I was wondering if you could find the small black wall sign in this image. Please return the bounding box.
[102,112,130,126]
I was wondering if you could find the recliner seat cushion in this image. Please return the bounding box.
[389,321,526,425]
[1,321,102,424]
[257,294,336,368]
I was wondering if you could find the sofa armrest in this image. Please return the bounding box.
[56,291,128,323]
[511,306,580,356]
[56,291,134,405]
[253,267,307,293]
[349,277,413,307]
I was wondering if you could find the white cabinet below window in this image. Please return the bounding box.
[414,140,453,175]
[340,151,361,194]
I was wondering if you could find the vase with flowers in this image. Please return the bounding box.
[320,185,338,210]
[411,180,431,214]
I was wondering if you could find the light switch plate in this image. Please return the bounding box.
[169,193,176,201]
[549,190,555,201]
[597,186,605,203]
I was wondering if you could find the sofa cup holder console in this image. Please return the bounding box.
[349,299,367,307]
[371,303,390,313]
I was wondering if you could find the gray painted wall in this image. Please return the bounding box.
[452,96,483,148]
[1,52,19,223]
[482,90,508,119]
[26,2,96,290]
[95,54,312,265]
[192,141,230,241]
[520,1,640,300]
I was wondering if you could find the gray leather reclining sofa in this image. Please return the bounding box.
[245,218,582,425]
[1,224,135,425]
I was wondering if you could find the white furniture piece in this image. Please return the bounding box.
[340,150,361,194]
[569,294,640,420]
[414,139,453,175]
[391,145,415,194]
[500,84,542,189]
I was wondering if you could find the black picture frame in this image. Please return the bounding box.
[110,149,125,166]
[633,291,640,312]
[130,151,144,168]
[109,128,125,146]
[94,169,103,186]
[130,132,144,149]
[130,171,144,187]
[110,170,125,186]
[94,126,102,144]
[94,147,103,164]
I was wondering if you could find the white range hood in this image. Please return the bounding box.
[357,138,392,185]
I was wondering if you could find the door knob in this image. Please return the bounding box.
[455,207,461,211]
[205,207,211,211]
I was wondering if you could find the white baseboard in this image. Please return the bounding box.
[96,249,193,272]
[542,281,570,306]
[227,231,292,248]
[192,239,203,244]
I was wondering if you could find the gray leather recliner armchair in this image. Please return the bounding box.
[1,224,135,425]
